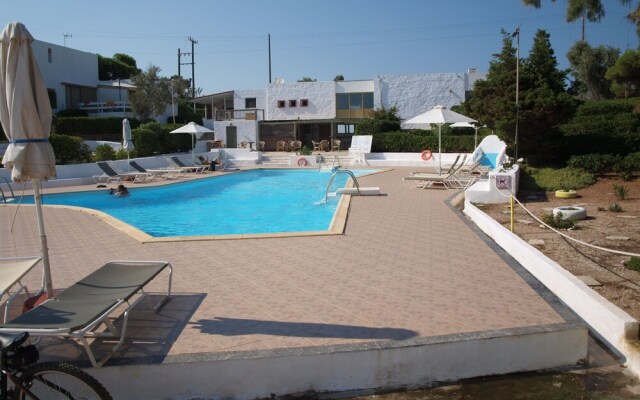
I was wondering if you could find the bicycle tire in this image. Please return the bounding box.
[16,361,112,400]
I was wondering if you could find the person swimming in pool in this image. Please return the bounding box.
[109,184,129,196]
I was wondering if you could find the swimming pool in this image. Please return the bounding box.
[25,169,377,238]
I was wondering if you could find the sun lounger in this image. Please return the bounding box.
[0,257,41,323]
[403,162,477,190]
[129,161,182,179]
[0,260,173,367]
[166,157,208,173]
[92,162,150,184]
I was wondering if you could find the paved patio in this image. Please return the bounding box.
[0,167,585,399]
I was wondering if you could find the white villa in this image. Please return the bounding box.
[193,70,485,151]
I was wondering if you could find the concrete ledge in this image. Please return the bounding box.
[89,324,586,400]
[463,200,640,373]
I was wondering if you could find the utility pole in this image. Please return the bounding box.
[513,27,520,161]
[63,33,72,47]
[178,37,197,113]
[268,34,272,84]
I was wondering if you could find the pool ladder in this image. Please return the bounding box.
[0,177,15,204]
[325,168,361,202]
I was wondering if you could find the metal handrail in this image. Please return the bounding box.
[0,177,14,203]
[325,168,361,202]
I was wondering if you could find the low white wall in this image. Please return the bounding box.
[90,326,586,400]
[366,152,465,168]
[463,200,640,375]
[465,165,520,204]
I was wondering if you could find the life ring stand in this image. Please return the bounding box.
[297,157,308,166]
[421,150,433,161]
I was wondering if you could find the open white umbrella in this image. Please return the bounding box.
[170,121,214,164]
[122,118,134,170]
[404,105,476,174]
[450,121,483,150]
[0,22,57,297]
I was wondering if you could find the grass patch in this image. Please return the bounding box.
[625,257,640,272]
[609,203,624,212]
[613,184,630,200]
[519,166,595,192]
[542,212,576,230]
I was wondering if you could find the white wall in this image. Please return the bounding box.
[335,80,374,93]
[32,40,98,112]
[234,89,266,115]
[266,81,335,120]
[377,73,466,120]
[212,120,259,147]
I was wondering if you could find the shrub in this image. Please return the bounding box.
[115,148,136,160]
[613,184,630,200]
[132,127,161,157]
[625,257,640,272]
[53,117,140,139]
[614,152,640,177]
[368,131,476,153]
[93,144,117,161]
[567,154,622,174]
[49,133,92,165]
[55,109,88,117]
[299,146,312,156]
[519,166,595,191]
[542,212,576,230]
[355,119,401,135]
[609,203,624,212]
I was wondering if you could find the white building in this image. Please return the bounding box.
[193,70,484,151]
[31,40,134,118]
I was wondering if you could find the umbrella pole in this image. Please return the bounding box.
[191,134,195,165]
[32,179,53,298]
[438,124,442,175]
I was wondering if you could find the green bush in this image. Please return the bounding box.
[93,144,117,161]
[542,212,576,230]
[132,127,161,157]
[299,146,312,156]
[574,98,640,117]
[567,154,622,174]
[53,117,140,139]
[625,257,640,272]
[355,119,401,135]
[115,148,136,160]
[614,152,640,176]
[609,203,624,212]
[519,166,595,191]
[49,133,92,165]
[55,109,88,117]
[368,131,476,153]
[613,184,630,200]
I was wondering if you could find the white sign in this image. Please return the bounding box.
[350,135,372,154]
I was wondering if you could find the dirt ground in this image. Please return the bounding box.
[479,176,640,323]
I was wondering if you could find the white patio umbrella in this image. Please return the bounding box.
[170,121,214,164]
[450,121,483,150]
[404,105,477,174]
[122,118,134,170]
[0,22,57,297]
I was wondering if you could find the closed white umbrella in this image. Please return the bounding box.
[0,22,57,297]
[122,118,134,170]
[404,105,476,174]
[170,121,214,164]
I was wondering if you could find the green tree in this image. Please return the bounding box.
[333,75,345,81]
[605,49,640,98]
[567,41,619,100]
[523,0,639,36]
[371,105,401,122]
[297,77,317,82]
[98,53,139,80]
[130,65,171,122]
[113,53,139,71]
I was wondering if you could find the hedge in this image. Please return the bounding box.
[52,117,140,140]
[49,133,92,165]
[365,131,477,153]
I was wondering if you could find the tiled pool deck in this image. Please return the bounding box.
[0,167,585,399]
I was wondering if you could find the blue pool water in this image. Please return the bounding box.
[24,169,376,237]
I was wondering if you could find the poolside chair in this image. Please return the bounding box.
[258,141,265,151]
[331,139,341,151]
[320,140,330,152]
[93,162,150,184]
[312,140,322,152]
[0,260,173,367]
[0,257,41,323]
[129,161,181,179]
[167,156,208,174]
[403,162,477,190]
[276,140,287,152]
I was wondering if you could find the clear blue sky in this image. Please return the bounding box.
[3,1,637,94]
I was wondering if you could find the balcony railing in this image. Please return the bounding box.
[214,108,264,121]
[79,101,133,114]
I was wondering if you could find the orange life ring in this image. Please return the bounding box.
[297,157,308,166]
[421,150,432,161]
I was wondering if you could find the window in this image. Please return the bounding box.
[245,97,256,108]
[349,93,362,110]
[289,99,297,107]
[47,89,57,108]
[300,99,308,107]
[336,123,355,136]
[336,93,349,110]
[47,48,52,63]
[277,100,285,108]
[336,92,374,119]
[363,93,374,109]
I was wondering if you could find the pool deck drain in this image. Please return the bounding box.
[0,168,587,400]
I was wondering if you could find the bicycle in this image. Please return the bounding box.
[0,332,112,400]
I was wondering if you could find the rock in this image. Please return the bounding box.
[528,239,545,246]
[606,236,630,241]
[616,215,638,219]
[517,219,533,225]
[577,276,602,287]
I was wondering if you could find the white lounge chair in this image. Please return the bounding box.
[0,257,41,323]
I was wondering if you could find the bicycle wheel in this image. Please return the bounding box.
[16,361,112,400]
